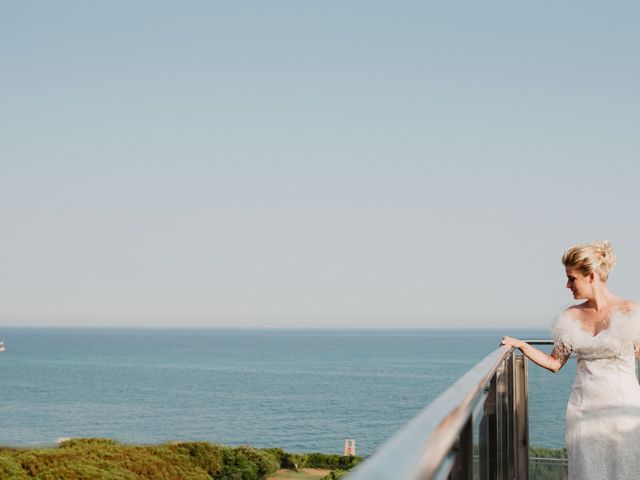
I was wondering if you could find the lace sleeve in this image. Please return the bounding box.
[550,312,575,357]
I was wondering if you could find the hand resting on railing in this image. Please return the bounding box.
[500,336,571,373]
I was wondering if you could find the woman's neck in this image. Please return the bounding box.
[586,288,616,312]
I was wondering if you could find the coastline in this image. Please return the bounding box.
[0,438,567,480]
[0,439,362,480]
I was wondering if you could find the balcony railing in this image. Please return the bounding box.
[345,340,559,480]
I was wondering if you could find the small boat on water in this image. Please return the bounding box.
[0,341,5,352]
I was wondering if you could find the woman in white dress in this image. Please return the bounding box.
[501,240,640,480]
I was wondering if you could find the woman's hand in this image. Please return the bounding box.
[500,336,524,349]
[500,337,569,373]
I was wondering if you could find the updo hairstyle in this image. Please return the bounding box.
[562,240,616,282]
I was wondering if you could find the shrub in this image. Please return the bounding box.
[0,440,360,480]
[305,453,361,470]
[261,448,307,470]
[0,454,27,480]
[320,470,348,480]
[218,446,280,480]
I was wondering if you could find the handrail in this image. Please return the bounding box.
[345,345,514,480]
[346,338,640,479]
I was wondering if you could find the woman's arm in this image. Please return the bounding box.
[500,336,570,373]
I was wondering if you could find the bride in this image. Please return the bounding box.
[501,240,640,480]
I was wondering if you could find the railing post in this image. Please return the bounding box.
[514,352,529,479]
[511,352,519,478]
[478,386,488,480]
[498,354,511,479]
[448,416,472,480]
[480,375,498,480]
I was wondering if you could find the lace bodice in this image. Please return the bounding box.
[551,307,640,359]
[550,306,640,479]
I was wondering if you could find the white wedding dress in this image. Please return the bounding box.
[551,307,640,480]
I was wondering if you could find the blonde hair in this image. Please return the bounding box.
[562,240,616,282]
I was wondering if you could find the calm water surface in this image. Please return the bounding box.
[0,328,572,454]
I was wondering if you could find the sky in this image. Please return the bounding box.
[2,1,640,328]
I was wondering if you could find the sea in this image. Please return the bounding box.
[0,327,573,455]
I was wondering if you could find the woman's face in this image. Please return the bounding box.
[565,267,593,299]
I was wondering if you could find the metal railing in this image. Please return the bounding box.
[346,340,557,480]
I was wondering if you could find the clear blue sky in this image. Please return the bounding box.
[2,1,639,327]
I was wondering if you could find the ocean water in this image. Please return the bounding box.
[0,328,573,455]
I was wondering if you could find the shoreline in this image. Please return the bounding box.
[0,439,363,480]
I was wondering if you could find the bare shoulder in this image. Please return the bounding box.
[618,298,640,314]
[554,305,583,328]
[564,303,587,317]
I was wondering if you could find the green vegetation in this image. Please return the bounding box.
[260,448,361,474]
[529,446,567,459]
[0,438,566,480]
[319,471,347,480]
[529,446,568,480]
[0,439,362,480]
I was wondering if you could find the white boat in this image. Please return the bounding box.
[0,341,5,353]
